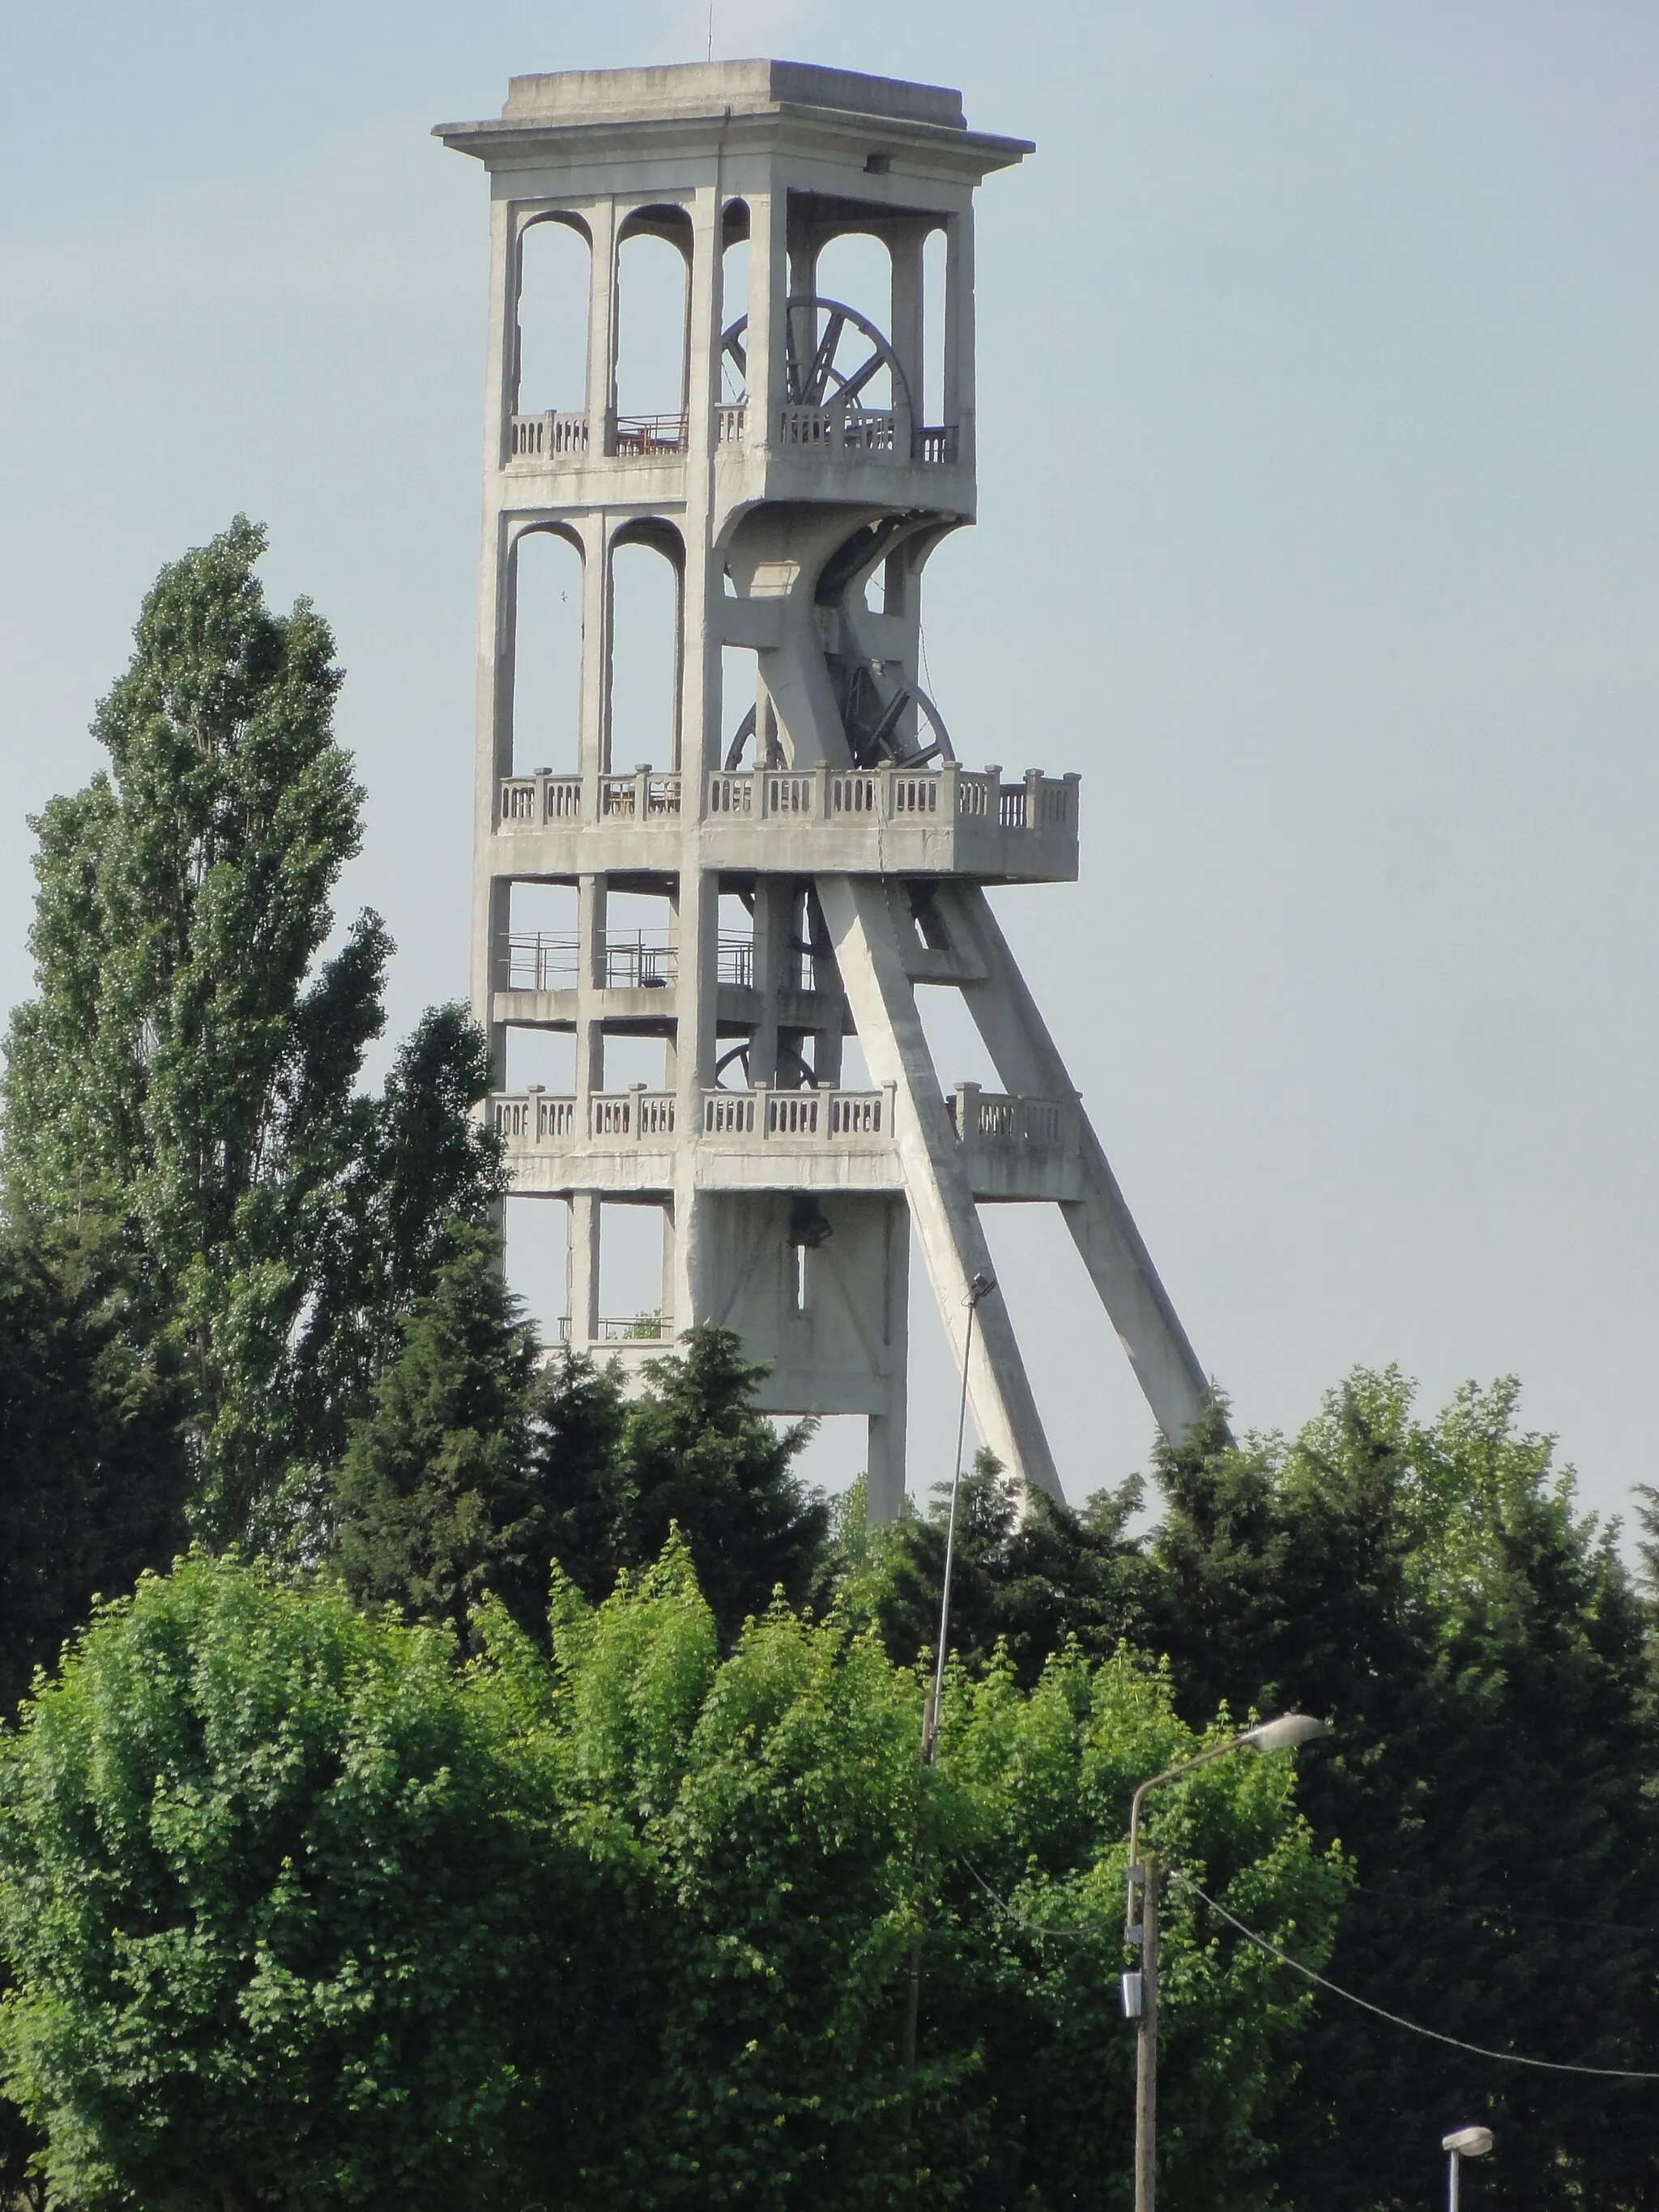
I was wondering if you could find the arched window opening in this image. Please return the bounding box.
[615,207,693,438]
[516,215,591,418]
[608,533,682,772]
[809,232,898,412]
[923,225,948,427]
[510,528,582,776]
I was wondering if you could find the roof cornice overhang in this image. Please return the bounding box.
[434,103,1033,190]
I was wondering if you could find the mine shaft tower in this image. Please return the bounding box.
[439,60,1210,1512]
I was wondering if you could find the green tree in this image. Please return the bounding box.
[332,1225,548,1639]
[0,1553,573,2212]
[0,1222,188,1717]
[1147,1372,1659,2212]
[335,1319,825,1654]
[0,1547,1343,2212]
[1,518,502,1545]
[601,1328,827,1645]
[851,1448,1153,1686]
[482,1547,1347,2210]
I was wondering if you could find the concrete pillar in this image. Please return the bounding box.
[586,196,617,450]
[567,1194,601,1347]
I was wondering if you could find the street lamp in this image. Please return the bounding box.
[1443,2125,1493,2211]
[1124,1713,1326,2212]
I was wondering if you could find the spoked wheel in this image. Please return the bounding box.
[722,296,913,442]
[714,1042,819,1090]
[726,670,954,771]
[835,664,955,769]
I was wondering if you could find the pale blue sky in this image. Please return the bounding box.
[3,2,1657,1523]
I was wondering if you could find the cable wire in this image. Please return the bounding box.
[960,1856,1107,1942]
[959,1856,1659,2081]
[1171,1872,1659,2083]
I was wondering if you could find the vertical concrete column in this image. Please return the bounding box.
[684,181,721,777]
[488,198,518,463]
[470,191,518,1053]
[660,1196,678,1328]
[663,874,681,1090]
[668,864,719,1336]
[943,209,977,471]
[888,219,925,454]
[576,874,608,1110]
[865,1194,911,1521]
[579,514,611,786]
[586,197,617,451]
[567,1195,601,1347]
[746,179,783,452]
[747,877,787,1084]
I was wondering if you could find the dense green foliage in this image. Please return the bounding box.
[0,518,502,1552]
[853,1448,1151,1686]
[0,1556,565,2212]
[0,1550,1341,2212]
[0,1223,189,1720]
[336,1245,825,1651]
[883,1376,1659,2212]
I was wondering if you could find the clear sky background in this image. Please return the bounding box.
[2,2,1656,1528]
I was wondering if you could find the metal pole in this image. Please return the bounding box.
[1134,1850,1159,2212]
[922,1272,995,1765]
[905,1270,996,2082]
[1448,2151,1460,2212]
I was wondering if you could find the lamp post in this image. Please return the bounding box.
[1443,2125,1493,2211]
[903,1270,997,2079]
[1124,1713,1326,2212]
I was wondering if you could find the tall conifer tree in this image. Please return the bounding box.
[2,518,502,1545]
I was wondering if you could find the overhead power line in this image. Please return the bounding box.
[960,1856,1659,2082]
[1172,1873,1659,2083]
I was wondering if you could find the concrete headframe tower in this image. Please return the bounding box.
[438,61,1211,1514]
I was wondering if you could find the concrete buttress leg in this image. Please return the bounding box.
[816,873,1064,1503]
[931,884,1214,1442]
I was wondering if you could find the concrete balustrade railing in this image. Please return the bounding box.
[497,761,1078,836]
[505,403,959,469]
[947,1083,1077,1152]
[490,1084,897,1149]
[493,1081,1074,1157]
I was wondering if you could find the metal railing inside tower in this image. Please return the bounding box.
[501,931,757,993]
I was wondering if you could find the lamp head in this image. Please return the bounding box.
[1442,2128,1494,2159]
[1238,1713,1325,1754]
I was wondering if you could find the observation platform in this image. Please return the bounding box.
[500,402,974,518]
[493,762,1079,884]
[490,1080,1082,1203]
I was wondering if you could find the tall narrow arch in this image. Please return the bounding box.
[508,523,584,775]
[614,203,694,430]
[607,519,684,772]
[514,213,591,416]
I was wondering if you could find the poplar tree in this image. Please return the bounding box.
[1,518,502,1546]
